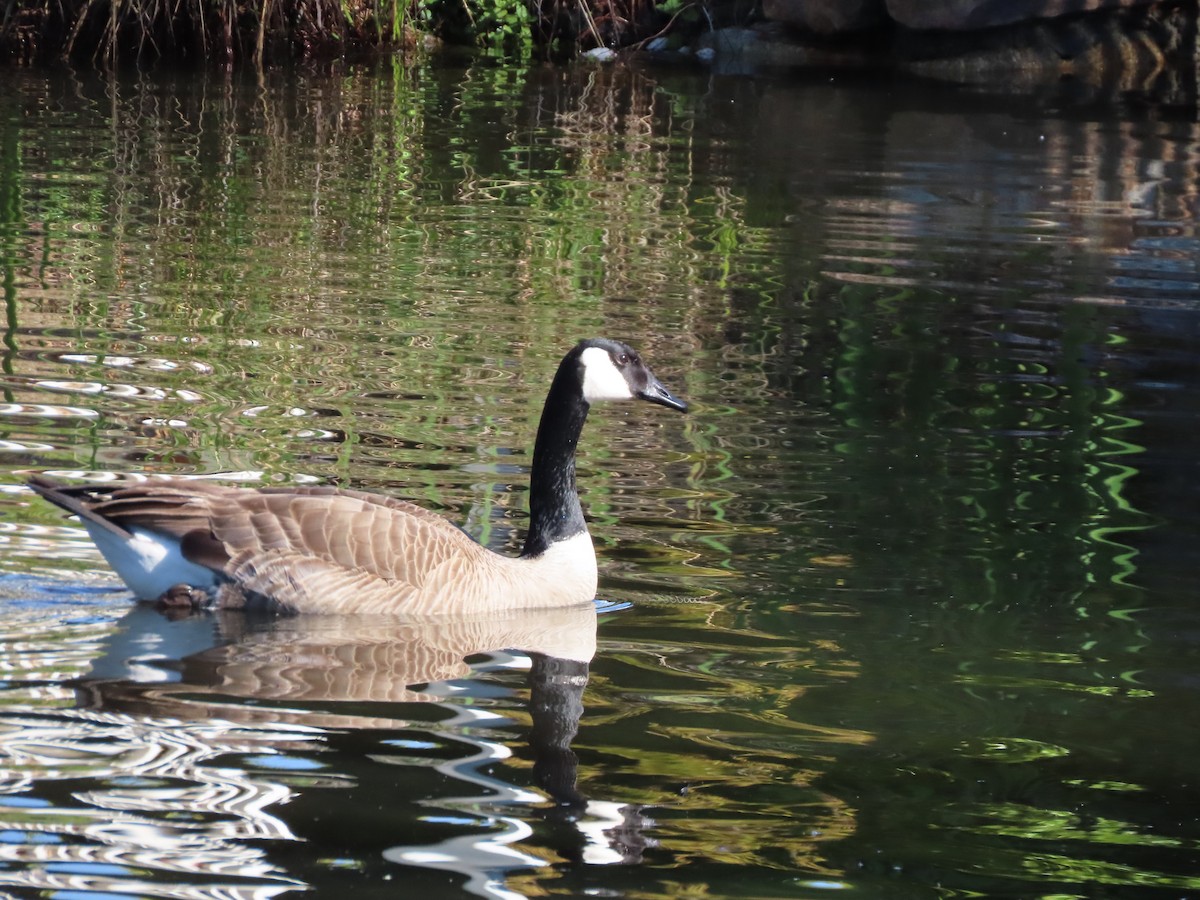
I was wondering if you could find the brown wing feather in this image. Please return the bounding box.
[30,477,226,544]
[32,478,500,612]
[204,487,490,587]
[221,549,422,613]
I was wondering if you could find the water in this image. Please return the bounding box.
[0,59,1198,898]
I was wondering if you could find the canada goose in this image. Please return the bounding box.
[30,338,687,614]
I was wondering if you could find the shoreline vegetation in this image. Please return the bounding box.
[0,0,1193,98]
[2,0,436,65]
[0,0,690,65]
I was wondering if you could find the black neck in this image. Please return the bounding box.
[521,365,589,558]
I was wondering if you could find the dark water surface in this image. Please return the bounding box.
[0,60,1198,898]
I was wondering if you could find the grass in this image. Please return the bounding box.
[1,0,423,65]
[0,0,687,64]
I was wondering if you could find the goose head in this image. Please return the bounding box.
[522,337,687,562]
[574,338,688,412]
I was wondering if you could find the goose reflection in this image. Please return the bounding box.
[82,601,597,730]
[75,600,649,898]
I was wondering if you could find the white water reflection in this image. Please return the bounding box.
[383,704,551,900]
[0,710,305,898]
[383,650,653,899]
[0,585,638,898]
[0,589,307,896]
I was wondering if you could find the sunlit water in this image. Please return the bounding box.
[0,59,1197,898]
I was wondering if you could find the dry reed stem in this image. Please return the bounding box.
[255,0,270,65]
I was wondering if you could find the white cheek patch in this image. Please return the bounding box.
[580,346,634,403]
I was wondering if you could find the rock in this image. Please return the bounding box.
[582,46,617,62]
[761,0,1158,33]
[731,0,1192,88]
[690,23,888,68]
[697,27,758,55]
[760,0,887,33]
[884,0,1153,31]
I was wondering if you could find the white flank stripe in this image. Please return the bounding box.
[84,522,218,600]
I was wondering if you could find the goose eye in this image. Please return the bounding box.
[617,353,629,366]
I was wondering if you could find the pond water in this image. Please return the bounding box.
[0,57,1198,899]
